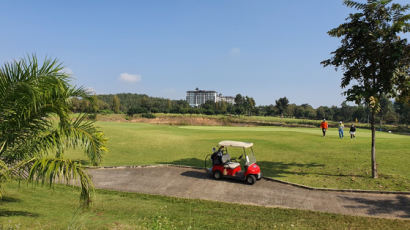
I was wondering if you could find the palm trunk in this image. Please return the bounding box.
[370,110,378,178]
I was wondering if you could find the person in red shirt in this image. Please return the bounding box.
[320,119,328,137]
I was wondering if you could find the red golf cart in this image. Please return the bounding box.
[205,140,262,185]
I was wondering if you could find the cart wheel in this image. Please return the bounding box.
[246,175,256,185]
[213,170,222,180]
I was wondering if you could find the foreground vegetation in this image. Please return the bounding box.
[1,182,409,229]
[67,121,410,191]
[0,56,106,205]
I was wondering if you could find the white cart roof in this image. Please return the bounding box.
[218,140,253,148]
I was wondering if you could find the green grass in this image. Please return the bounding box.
[1,182,409,229]
[67,122,410,191]
[152,113,408,131]
[96,113,409,133]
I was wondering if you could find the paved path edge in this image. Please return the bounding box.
[85,164,410,195]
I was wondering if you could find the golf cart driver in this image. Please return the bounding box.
[207,140,262,185]
[210,146,224,165]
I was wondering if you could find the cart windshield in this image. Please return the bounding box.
[245,147,256,165]
[223,147,255,164]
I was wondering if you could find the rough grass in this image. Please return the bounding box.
[1,182,410,229]
[67,122,410,191]
[95,113,409,133]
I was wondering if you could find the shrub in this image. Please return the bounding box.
[142,113,156,119]
[127,106,147,116]
[87,113,97,120]
[99,109,114,114]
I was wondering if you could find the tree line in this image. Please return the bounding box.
[70,93,409,125]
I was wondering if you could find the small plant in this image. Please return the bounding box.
[143,215,177,230]
[87,113,97,120]
[99,109,114,115]
[142,113,156,119]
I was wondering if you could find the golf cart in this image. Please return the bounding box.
[205,140,262,185]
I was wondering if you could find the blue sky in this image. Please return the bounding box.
[1,0,408,107]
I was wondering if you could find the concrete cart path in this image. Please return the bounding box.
[87,166,410,219]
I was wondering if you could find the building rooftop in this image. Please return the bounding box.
[186,89,216,93]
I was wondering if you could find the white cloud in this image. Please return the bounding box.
[119,73,142,83]
[229,47,241,56]
[85,87,96,95]
[63,68,73,75]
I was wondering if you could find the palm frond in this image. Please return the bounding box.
[0,56,107,165]
[344,0,368,10]
[63,114,107,165]
[0,160,9,199]
[27,158,94,207]
[0,55,107,205]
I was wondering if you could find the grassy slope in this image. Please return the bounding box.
[1,182,410,229]
[146,113,408,131]
[67,122,410,191]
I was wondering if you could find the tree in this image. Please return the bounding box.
[234,94,245,115]
[245,96,256,116]
[90,95,99,113]
[112,95,121,113]
[394,97,410,124]
[379,94,397,125]
[0,56,107,205]
[301,104,317,119]
[275,97,289,117]
[322,0,409,178]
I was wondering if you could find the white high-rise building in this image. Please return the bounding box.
[186,88,234,107]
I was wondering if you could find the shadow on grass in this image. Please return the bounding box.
[0,196,21,203]
[340,195,410,218]
[0,209,39,217]
[259,162,368,179]
[257,161,325,178]
[158,158,205,168]
[79,159,91,165]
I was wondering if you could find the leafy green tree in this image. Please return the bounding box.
[379,94,397,125]
[90,95,99,113]
[216,101,228,114]
[394,97,410,124]
[0,56,107,205]
[275,97,289,117]
[112,95,121,113]
[316,106,327,120]
[301,104,317,119]
[322,0,409,178]
[245,96,256,116]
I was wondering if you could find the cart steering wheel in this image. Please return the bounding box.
[232,154,243,162]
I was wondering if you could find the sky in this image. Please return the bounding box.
[0,0,408,107]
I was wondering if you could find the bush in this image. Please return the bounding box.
[141,113,156,119]
[99,109,114,114]
[87,113,97,120]
[127,106,147,116]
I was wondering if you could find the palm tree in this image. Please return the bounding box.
[0,56,107,206]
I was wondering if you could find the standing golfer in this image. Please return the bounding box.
[320,119,328,137]
[338,121,344,138]
[350,124,356,139]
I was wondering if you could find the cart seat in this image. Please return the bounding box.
[224,162,240,169]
